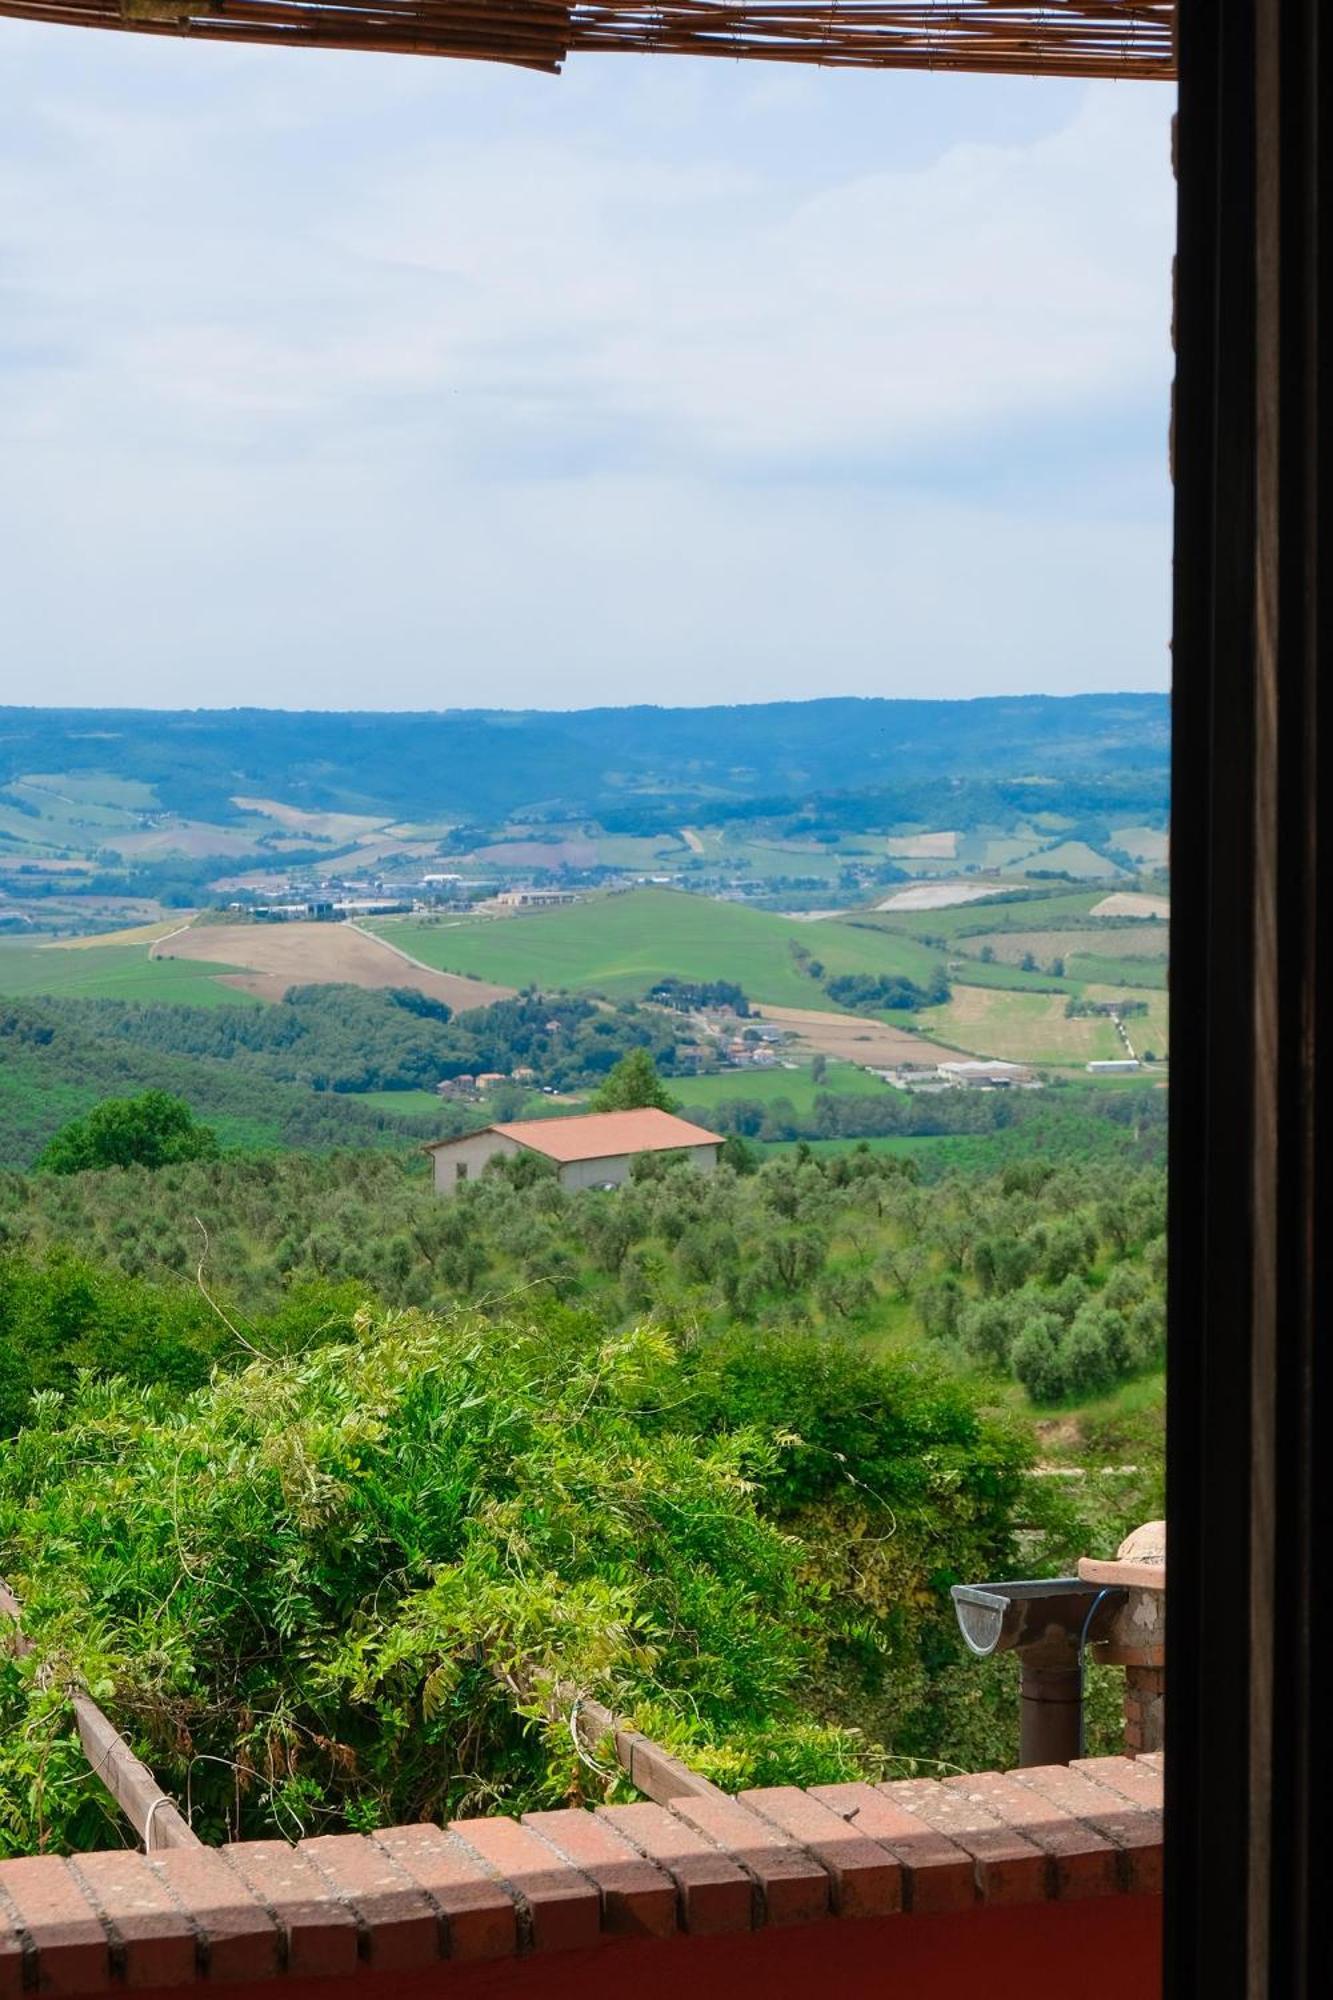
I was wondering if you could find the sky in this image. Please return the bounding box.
[0,27,1176,712]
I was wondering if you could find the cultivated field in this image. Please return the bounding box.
[368,890,946,1009]
[1065,951,1168,991]
[864,888,1104,941]
[1084,986,1171,1058]
[1022,841,1127,880]
[961,926,1170,966]
[886,831,957,859]
[57,919,193,950]
[1090,893,1171,919]
[674,1062,889,1118]
[876,882,1004,913]
[1108,827,1170,867]
[153,922,513,1008]
[748,1003,960,1067]
[918,986,1126,1067]
[231,798,386,843]
[0,939,256,1007]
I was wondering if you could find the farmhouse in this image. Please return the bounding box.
[426,1107,723,1195]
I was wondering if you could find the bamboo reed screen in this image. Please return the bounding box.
[0,0,1174,79]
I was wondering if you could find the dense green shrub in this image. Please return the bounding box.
[0,1248,365,1437]
[0,1303,1026,1853]
[37,1092,218,1175]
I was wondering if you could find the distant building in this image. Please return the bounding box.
[881,1059,1040,1092]
[493,889,580,909]
[936,1060,1038,1088]
[425,1108,723,1197]
[1087,1058,1142,1073]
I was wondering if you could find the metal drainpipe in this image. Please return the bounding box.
[952,1579,1127,1767]
[1019,1659,1086,1766]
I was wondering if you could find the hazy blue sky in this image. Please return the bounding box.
[0,29,1175,711]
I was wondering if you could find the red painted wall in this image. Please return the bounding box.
[137,1897,1162,2000]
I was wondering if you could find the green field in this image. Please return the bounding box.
[351,1089,453,1118]
[1083,988,1170,1056]
[1022,840,1127,880]
[1066,952,1169,990]
[864,888,1106,942]
[676,1061,890,1120]
[369,890,945,1008]
[957,926,1169,969]
[918,987,1125,1066]
[0,940,256,1007]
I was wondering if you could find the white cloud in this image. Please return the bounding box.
[0,30,1174,707]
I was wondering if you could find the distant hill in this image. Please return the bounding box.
[0,695,1169,827]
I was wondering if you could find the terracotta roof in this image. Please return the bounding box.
[445,1108,723,1163]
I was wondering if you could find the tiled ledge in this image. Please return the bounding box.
[0,1756,1162,1996]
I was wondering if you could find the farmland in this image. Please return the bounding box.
[746,1002,961,1066]
[961,926,1170,967]
[0,937,256,1007]
[675,1059,893,1122]
[917,985,1170,1067]
[153,921,513,1008]
[368,890,946,1009]
[865,887,1106,940]
[919,989,1124,1066]
[1066,951,1168,990]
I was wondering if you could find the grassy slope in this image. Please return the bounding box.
[1067,952,1169,990]
[676,1062,888,1118]
[917,988,1126,1066]
[0,940,256,1007]
[369,890,944,1007]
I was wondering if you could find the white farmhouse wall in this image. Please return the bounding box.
[432,1136,721,1196]
[430,1130,524,1194]
[556,1144,720,1193]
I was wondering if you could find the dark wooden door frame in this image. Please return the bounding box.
[1168,2,1328,1992]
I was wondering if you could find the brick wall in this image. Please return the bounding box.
[0,1758,1162,2000]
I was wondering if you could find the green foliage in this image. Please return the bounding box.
[0,1000,460,1167]
[589,1049,680,1113]
[0,1142,1165,1410]
[36,1092,219,1175]
[649,978,750,1015]
[0,1302,1026,1851]
[823,969,950,1013]
[31,988,689,1100]
[686,1072,1167,1166]
[0,1248,362,1439]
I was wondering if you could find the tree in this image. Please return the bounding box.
[36,1092,219,1175]
[588,1048,679,1113]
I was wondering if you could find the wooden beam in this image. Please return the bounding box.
[572,1694,726,1803]
[1,1576,201,1852]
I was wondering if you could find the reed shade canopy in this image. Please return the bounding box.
[0,0,1175,78]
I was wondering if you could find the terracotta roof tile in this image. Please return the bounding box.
[431,1109,721,1165]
